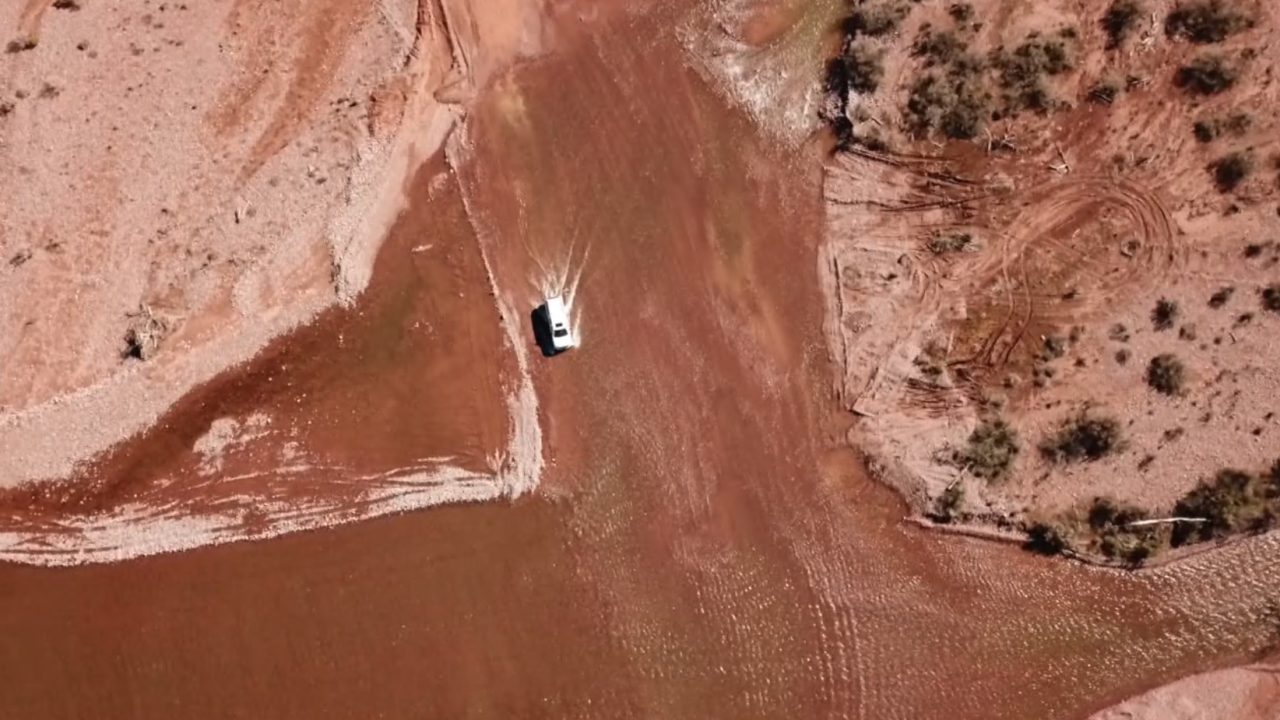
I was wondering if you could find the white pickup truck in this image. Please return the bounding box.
[545,295,575,352]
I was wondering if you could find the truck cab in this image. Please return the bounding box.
[545,295,574,352]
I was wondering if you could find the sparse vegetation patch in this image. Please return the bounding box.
[991,36,1075,113]
[1209,151,1253,192]
[1152,298,1179,330]
[907,69,990,139]
[927,231,973,254]
[1171,467,1277,546]
[1192,113,1251,143]
[1146,353,1186,395]
[1165,0,1254,44]
[1262,284,1280,312]
[1102,0,1144,49]
[1175,55,1239,95]
[1208,286,1234,308]
[955,417,1020,480]
[844,2,910,39]
[1040,412,1125,463]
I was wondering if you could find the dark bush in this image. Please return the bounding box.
[1146,353,1186,395]
[1175,56,1239,95]
[840,42,886,94]
[927,232,973,254]
[1192,113,1251,142]
[1152,298,1179,330]
[1102,0,1144,49]
[948,3,974,23]
[1172,468,1271,546]
[907,71,989,139]
[913,29,966,66]
[1024,522,1069,555]
[1040,413,1125,463]
[991,37,1074,112]
[1165,0,1253,44]
[1262,283,1280,312]
[1089,81,1120,104]
[1208,286,1234,308]
[956,417,1020,480]
[844,3,909,38]
[932,483,965,523]
[1209,151,1253,192]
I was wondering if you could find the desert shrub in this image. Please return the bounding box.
[1046,334,1069,358]
[843,42,886,94]
[931,483,965,523]
[5,36,37,53]
[1175,56,1238,95]
[948,2,974,23]
[927,231,973,254]
[1165,0,1253,44]
[1102,0,1144,49]
[1146,353,1186,395]
[1152,297,1179,330]
[1089,81,1120,104]
[913,29,966,66]
[1087,497,1161,563]
[1208,286,1234,308]
[1115,348,1131,364]
[991,37,1074,112]
[1040,413,1125,463]
[907,70,989,139]
[52,0,81,9]
[1262,283,1280,312]
[1192,113,1251,142]
[1171,468,1273,546]
[1209,151,1253,192]
[956,417,1020,480]
[1024,521,1069,555]
[844,2,909,38]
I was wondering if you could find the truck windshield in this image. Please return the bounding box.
[553,329,569,338]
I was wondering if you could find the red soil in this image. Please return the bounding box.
[1,2,1279,719]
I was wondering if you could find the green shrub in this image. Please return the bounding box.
[1175,56,1239,95]
[1102,0,1144,49]
[1165,0,1253,44]
[1172,468,1273,545]
[1146,353,1186,395]
[1041,413,1125,463]
[956,418,1020,480]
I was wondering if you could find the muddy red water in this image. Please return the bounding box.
[3,2,1280,718]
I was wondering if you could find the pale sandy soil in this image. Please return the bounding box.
[0,0,548,563]
[1091,661,1280,720]
[819,0,1280,531]
[0,0,543,489]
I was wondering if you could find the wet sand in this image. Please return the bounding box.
[2,1,1280,718]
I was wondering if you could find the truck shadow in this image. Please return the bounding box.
[529,305,559,357]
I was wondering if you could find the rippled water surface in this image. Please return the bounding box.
[2,2,1279,718]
